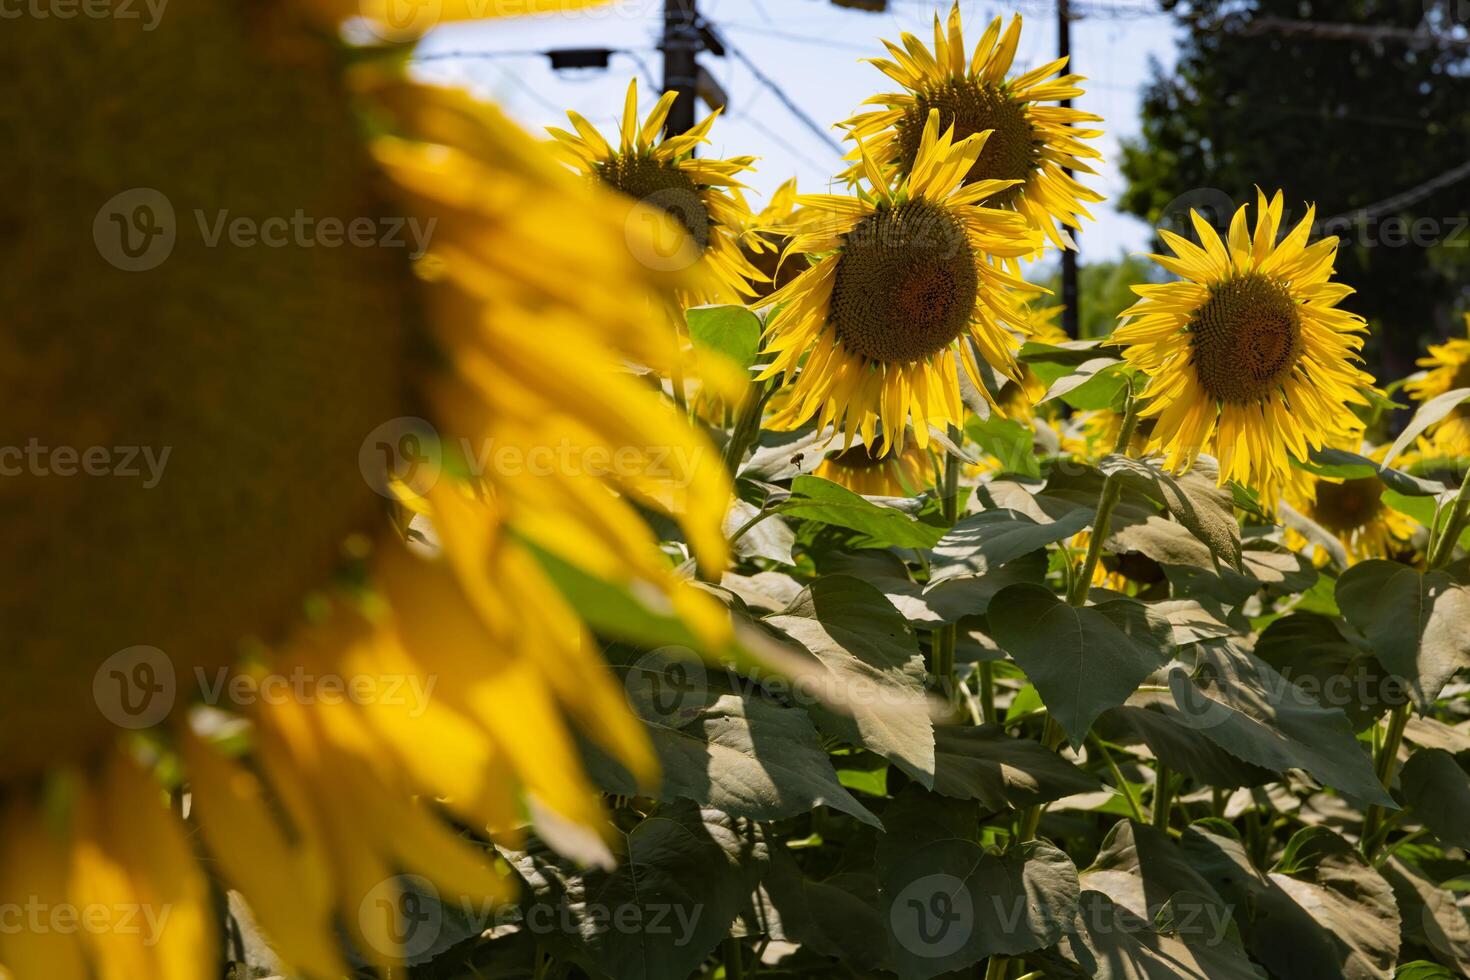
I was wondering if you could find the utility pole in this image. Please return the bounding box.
[663,0,700,137]
[1058,0,1081,339]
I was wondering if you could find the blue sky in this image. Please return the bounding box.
[412,0,1179,258]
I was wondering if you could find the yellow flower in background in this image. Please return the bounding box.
[760,111,1043,454]
[0,3,730,976]
[741,178,823,301]
[1284,449,1417,566]
[815,439,937,496]
[1405,314,1470,458]
[841,4,1104,251]
[550,79,767,306]
[1112,189,1375,505]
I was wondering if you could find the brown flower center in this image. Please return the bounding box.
[829,200,978,364]
[598,155,710,252]
[1191,274,1304,404]
[1311,477,1384,533]
[0,3,411,778]
[896,79,1038,206]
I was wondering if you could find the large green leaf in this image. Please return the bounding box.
[604,666,881,827]
[1337,561,1470,710]
[1106,694,1277,789]
[502,804,763,980]
[1056,889,1267,980]
[783,475,948,548]
[1099,455,1242,569]
[1255,611,1403,730]
[1381,856,1470,977]
[1388,387,1470,463]
[1166,641,1394,808]
[1305,447,1447,497]
[875,791,1079,980]
[930,724,1100,809]
[929,508,1092,583]
[685,304,761,372]
[822,548,1047,627]
[1041,356,1129,410]
[724,499,795,566]
[987,584,1174,746]
[965,415,1040,477]
[765,576,935,787]
[1399,749,1470,850]
[1182,823,1400,980]
[743,845,888,965]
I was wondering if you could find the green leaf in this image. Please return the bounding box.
[1018,337,1108,367]
[502,803,762,980]
[1389,387,1470,464]
[1147,597,1245,646]
[724,499,795,566]
[1393,963,1458,980]
[1106,695,1277,789]
[1041,356,1130,410]
[686,304,761,372]
[765,576,935,787]
[1382,490,1470,551]
[929,508,1093,583]
[783,475,948,549]
[987,584,1174,746]
[965,414,1041,477]
[1099,455,1243,569]
[1181,823,1400,980]
[1166,641,1394,808]
[1304,447,1447,497]
[606,665,882,827]
[878,826,1080,977]
[1254,611,1403,730]
[1400,749,1470,850]
[744,845,888,964]
[1381,856,1470,977]
[931,724,1100,809]
[823,548,1047,627]
[1337,560,1470,710]
[1056,889,1267,980]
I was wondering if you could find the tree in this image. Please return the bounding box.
[1120,0,1470,381]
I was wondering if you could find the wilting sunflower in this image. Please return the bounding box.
[815,438,936,497]
[1111,189,1375,504]
[1405,314,1470,458]
[841,4,1104,250]
[761,111,1042,454]
[1,3,730,976]
[1284,449,1417,565]
[550,79,766,306]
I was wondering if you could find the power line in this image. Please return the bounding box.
[1324,158,1470,226]
[710,26,846,154]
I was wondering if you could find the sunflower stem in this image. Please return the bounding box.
[721,378,773,477]
[1089,732,1144,823]
[931,429,964,704]
[1362,701,1411,859]
[979,661,996,724]
[1427,465,1470,570]
[1152,762,1174,830]
[1065,381,1142,607]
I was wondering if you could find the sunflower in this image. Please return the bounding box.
[841,4,1104,250]
[1111,189,1375,505]
[1284,448,1418,565]
[550,79,767,306]
[1,3,730,976]
[815,438,936,497]
[740,179,821,301]
[759,111,1042,455]
[1405,314,1470,458]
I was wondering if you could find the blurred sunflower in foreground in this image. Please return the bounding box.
[550,79,767,306]
[0,3,730,976]
[760,111,1042,454]
[1406,314,1470,458]
[1112,189,1376,505]
[841,4,1104,250]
